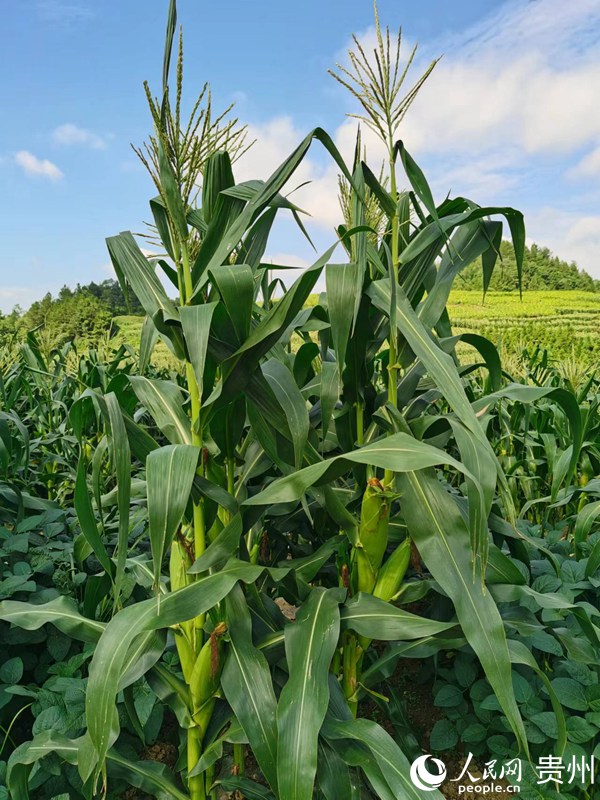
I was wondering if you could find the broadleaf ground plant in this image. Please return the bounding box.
[2,2,599,799]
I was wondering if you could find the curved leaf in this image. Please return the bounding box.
[276,587,344,800]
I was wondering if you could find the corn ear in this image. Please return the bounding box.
[358,478,390,572]
[169,537,196,679]
[373,537,411,602]
[189,623,227,720]
[355,548,377,594]
[169,535,193,592]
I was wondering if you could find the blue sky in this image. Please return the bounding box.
[1,0,600,312]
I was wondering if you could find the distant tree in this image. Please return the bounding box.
[458,241,598,292]
[18,290,112,347]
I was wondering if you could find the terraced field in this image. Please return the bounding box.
[113,289,600,372]
[449,290,600,366]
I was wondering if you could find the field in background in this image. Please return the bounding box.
[449,290,600,368]
[112,289,600,372]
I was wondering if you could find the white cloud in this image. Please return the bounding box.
[397,0,600,156]
[220,0,600,278]
[38,1,93,24]
[53,123,109,150]
[569,146,600,179]
[0,287,51,314]
[526,208,600,277]
[15,151,63,181]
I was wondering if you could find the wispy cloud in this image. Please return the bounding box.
[569,146,600,180]
[38,1,93,25]
[237,0,600,276]
[53,123,109,150]
[0,286,51,313]
[15,151,63,181]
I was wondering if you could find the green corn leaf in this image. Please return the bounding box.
[362,637,468,687]
[202,150,235,225]
[485,544,527,586]
[369,280,491,446]
[139,316,160,375]
[323,715,440,800]
[238,207,277,269]
[7,731,190,800]
[0,595,105,643]
[216,777,275,800]
[189,721,246,777]
[188,513,242,573]
[74,457,114,579]
[398,469,528,756]
[326,262,360,372]
[150,196,176,260]
[318,742,355,800]
[191,189,246,281]
[508,639,566,755]
[194,128,354,294]
[130,376,191,445]
[276,587,344,800]
[262,359,309,469]
[106,232,179,324]
[481,219,503,296]
[147,444,200,590]
[105,393,131,610]
[119,630,167,691]
[456,333,502,392]
[397,141,441,226]
[209,264,254,342]
[108,749,190,800]
[179,303,217,397]
[158,135,188,240]
[244,431,480,507]
[7,732,81,800]
[419,220,502,330]
[473,384,582,488]
[162,0,177,94]
[204,241,340,416]
[340,593,456,640]
[448,418,495,571]
[320,361,340,440]
[83,560,263,782]
[221,585,279,792]
[575,500,600,557]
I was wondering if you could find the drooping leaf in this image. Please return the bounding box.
[130,376,191,445]
[398,470,528,755]
[340,593,456,640]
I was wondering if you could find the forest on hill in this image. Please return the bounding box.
[0,242,597,348]
[459,240,598,291]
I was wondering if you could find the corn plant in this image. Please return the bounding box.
[1,2,588,799]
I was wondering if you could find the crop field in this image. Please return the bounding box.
[113,289,600,374]
[449,290,600,366]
